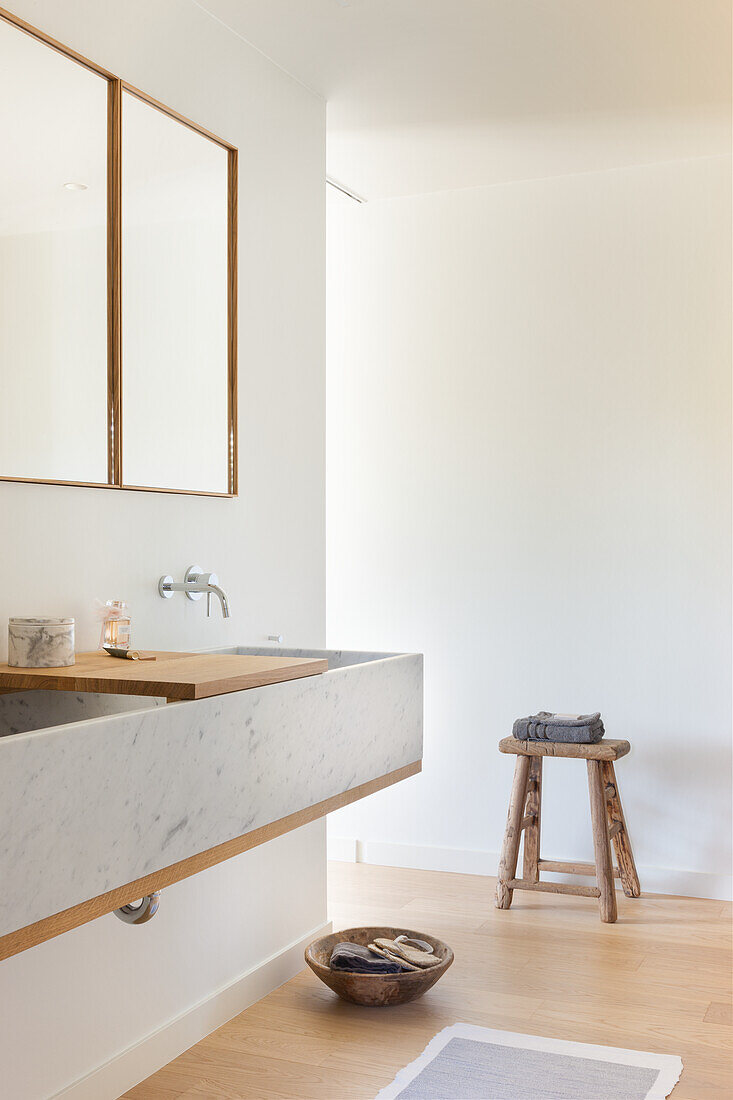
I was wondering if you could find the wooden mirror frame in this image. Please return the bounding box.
[0,6,238,497]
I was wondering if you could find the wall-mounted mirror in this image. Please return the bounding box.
[121,90,232,494]
[0,15,109,485]
[0,9,237,496]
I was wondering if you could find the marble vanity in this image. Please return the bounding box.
[0,647,422,960]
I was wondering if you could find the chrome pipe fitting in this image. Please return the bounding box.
[114,892,160,925]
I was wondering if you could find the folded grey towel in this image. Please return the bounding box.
[329,941,405,974]
[513,711,605,743]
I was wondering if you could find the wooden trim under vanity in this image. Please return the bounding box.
[0,761,422,961]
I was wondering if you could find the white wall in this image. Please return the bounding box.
[0,1,326,1096]
[0,822,327,1100]
[327,155,732,900]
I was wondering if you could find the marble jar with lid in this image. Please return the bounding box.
[8,617,75,668]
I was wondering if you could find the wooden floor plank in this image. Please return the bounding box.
[705,1001,733,1026]
[125,862,733,1100]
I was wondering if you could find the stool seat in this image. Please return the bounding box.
[498,736,630,761]
[495,737,639,922]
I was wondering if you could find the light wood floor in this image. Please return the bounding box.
[126,862,732,1099]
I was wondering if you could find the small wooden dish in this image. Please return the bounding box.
[305,926,453,1006]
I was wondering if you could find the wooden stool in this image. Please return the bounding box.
[495,737,640,923]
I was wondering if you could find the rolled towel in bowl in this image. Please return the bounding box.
[329,941,406,974]
[513,711,604,744]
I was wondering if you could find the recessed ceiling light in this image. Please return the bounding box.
[63,182,88,191]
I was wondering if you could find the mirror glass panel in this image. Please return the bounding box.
[0,19,108,483]
[121,90,230,493]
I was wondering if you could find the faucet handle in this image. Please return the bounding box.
[184,565,205,601]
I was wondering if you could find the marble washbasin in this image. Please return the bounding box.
[0,688,165,738]
[0,646,422,951]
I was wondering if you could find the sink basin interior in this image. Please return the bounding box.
[236,646,399,670]
[0,690,164,738]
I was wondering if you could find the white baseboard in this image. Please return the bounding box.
[329,837,732,901]
[56,920,332,1100]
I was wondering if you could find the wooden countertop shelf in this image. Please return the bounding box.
[0,650,328,702]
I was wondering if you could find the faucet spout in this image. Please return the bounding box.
[207,583,230,619]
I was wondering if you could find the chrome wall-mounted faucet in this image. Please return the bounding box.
[158,565,230,618]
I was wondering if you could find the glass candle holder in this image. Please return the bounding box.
[102,600,131,650]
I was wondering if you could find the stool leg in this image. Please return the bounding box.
[587,760,617,923]
[496,755,531,909]
[601,760,640,898]
[522,757,543,883]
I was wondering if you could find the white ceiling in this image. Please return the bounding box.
[196,0,731,200]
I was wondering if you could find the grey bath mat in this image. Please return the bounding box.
[376,1024,682,1099]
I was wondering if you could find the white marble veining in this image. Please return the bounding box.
[0,648,422,937]
[7,617,75,667]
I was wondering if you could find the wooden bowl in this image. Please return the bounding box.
[305,926,453,1006]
